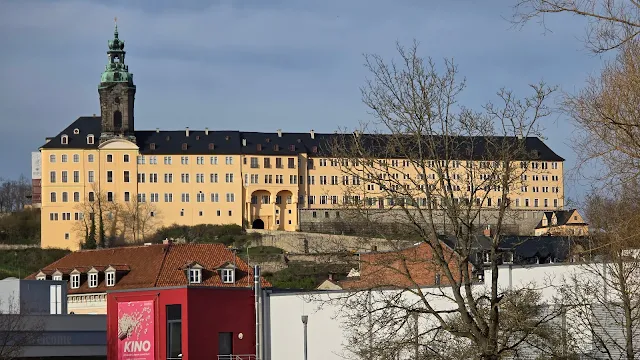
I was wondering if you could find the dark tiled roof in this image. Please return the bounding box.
[26,243,270,294]
[41,117,565,161]
[535,209,587,229]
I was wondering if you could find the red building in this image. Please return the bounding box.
[107,286,258,360]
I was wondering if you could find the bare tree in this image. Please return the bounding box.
[72,183,119,248]
[119,196,160,244]
[0,176,31,213]
[563,39,640,188]
[512,0,640,53]
[0,296,43,360]
[559,185,640,360]
[315,41,560,359]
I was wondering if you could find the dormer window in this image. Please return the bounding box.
[503,252,514,264]
[289,145,295,151]
[274,144,280,151]
[182,143,188,150]
[189,268,202,284]
[61,135,69,145]
[70,274,80,289]
[106,271,116,287]
[312,146,318,153]
[87,135,94,144]
[89,273,98,288]
[53,274,62,281]
[73,128,80,135]
[36,273,46,280]
[150,143,156,150]
[222,268,235,284]
[208,143,215,150]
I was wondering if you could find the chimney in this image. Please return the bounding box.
[242,139,247,147]
[163,238,171,245]
[156,128,160,133]
[483,225,492,237]
[277,129,282,138]
[517,134,523,140]
[185,127,190,137]
[328,273,334,281]
[354,130,360,137]
[310,129,315,139]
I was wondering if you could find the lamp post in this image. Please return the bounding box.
[301,315,309,360]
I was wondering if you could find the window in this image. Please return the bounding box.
[61,135,68,144]
[73,192,80,202]
[107,192,114,202]
[107,171,113,182]
[276,158,283,168]
[149,156,158,164]
[70,274,80,289]
[49,213,58,221]
[226,193,235,202]
[88,154,94,162]
[211,156,218,165]
[151,193,159,202]
[181,173,190,183]
[37,274,46,280]
[107,154,113,162]
[87,135,94,144]
[53,274,62,281]
[137,155,145,165]
[288,157,295,169]
[88,171,94,183]
[73,154,80,163]
[123,154,130,163]
[73,170,80,183]
[225,156,233,165]
[225,173,234,183]
[50,171,56,183]
[164,156,172,165]
[196,173,204,183]
[61,154,68,163]
[50,284,62,315]
[165,193,173,202]
[123,171,130,182]
[210,193,219,202]
[210,173,218,183]
[264,158,271,168]
[88,192,95,202]
[138,193,146,203]
[197,192,205,202]
[150,173,158,183]
[50,192,57,203]
[181,156,189,165]
[219,332,233,356]
[167,305,182,360]
[196,156,204,165]
[435,273,441,286]
[88,273,98,288]
[164,173,173,183]
[189,268,202,283]
[251,157,259,168]
[49,154,56,163]
[181,193,190,203]
[222,268,235,283]
[124,192,130,202]
[106,271,115,286]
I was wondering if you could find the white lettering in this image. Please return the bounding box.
[124,340,151,353]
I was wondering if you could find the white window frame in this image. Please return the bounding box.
[36,274,46,280]
[70,274,80,289]
[189,268,202,284]
[53,275,62,281]
[222,268,235,284]
[88,272,98,288]
[106,271,116,287]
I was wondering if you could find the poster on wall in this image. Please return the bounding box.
[117,300,155,360]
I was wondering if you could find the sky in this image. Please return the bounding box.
[0,0,607,203]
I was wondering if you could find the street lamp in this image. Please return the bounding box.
[301,315,309,360]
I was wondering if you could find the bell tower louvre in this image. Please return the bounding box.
[98,19,136,143]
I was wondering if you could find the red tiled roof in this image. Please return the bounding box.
[27,243,270,294]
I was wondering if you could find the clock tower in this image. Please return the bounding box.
[99,20,136,143]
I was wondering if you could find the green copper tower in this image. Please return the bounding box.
[99,19,136,142]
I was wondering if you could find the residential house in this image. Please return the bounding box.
[534,209,589,236]
[27,242,270,314]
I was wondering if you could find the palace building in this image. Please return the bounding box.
[38,26,565,250]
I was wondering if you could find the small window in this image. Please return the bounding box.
[53,275,62,281]
[88,273,98,288]
[312,146,318,153]
[189,268,202,284]
[182,143,188,150]
[123,154,130,162]
[221,268,235,284]
[106,271,116,287]
[257,144,262,151]
[150,143,156,150]
[106,154,113,162]
[73,128,80,135]
[208,143,215,150]
[87,135,94,144]
[289,145,295,151]
[61,135,68,145]
[435,273,441,286]
[36,274,46,280]
[70,274,80,289]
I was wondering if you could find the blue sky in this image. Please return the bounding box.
[0,0,605,202]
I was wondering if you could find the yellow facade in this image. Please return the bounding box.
[40,136,565,250]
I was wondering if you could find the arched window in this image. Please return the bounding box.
[113,110,123,130]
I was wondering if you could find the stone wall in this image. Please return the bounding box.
[247,229,412,254]
[299,208,545,236]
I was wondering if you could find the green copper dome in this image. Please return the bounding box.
[100,22,134,87]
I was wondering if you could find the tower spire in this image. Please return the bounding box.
[114,17,118,38]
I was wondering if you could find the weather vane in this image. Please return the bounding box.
[114,16,117,24]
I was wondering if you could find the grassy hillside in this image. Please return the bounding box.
[0,248,70,279]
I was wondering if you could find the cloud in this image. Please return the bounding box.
[0,0,604,201]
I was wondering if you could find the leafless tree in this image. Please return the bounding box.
[559,185,640,360]
[0,295,43,360]
[314,41,561,359]
[72,183,119,248]
[0,176,31,213]
[563,39,640,189]
[512,0,640,53]
[119,196,160,244]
